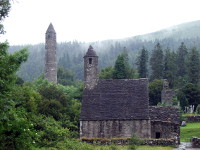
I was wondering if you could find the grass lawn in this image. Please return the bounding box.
[93,145,174,150]
[182,113,198,117]
[180,122,200,142]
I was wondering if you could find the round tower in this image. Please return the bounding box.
[83,45,98,90]
[45,23,57,83]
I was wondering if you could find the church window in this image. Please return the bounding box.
[89,58,92,64]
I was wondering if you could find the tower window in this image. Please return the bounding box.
[156,132,161,139]
[89,58,92,64]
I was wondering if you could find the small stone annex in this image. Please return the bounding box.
[80,46,180,143]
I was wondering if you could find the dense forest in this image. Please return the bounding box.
[1,1,200,149]
[9,21,200,82]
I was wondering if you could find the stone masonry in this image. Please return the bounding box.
[80,46,180,143]
[44,23,57,83]
[83,45,98,90]
[192,137,200,148]
[161,79,176,105]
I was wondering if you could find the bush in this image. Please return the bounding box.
[196,104,200,114]
[128,134,143,150]
[0,105,36,150]
[30,115,70,148]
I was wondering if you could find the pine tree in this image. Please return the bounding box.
[150,43,164,80]
[176,42,189,87]
[188,47,200,84]
[113,51,134,79]
[176,42,188,77]
[136,46,148,78]
[163,48,176,88]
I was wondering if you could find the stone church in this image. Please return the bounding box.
[80,46,180,142]
[43,23,180,142]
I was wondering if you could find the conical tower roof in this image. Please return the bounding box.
[46,23,56,33]
[85,45,97,57]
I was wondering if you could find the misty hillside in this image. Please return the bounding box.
[9,20,200,81]
[135,20,200,41]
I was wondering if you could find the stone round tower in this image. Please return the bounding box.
[83,45,98,90]
[45,23,57,83]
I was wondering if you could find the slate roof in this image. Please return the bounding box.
[149,106,180,124]
[46,23,56,33]
[80,78,150,121]
[84,45,97,57]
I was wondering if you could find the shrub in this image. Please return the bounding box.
[196,104,200,114]
[0,106,36,150]
[128,134,143,150]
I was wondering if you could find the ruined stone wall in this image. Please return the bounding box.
[192,137,200,148]
[151,121,180,141]
[186,115,200,122]
[80,120,151,139]
[82,138,178,146]
[149,106,180,143]
[161,89,176,105]
[161,79,176,105]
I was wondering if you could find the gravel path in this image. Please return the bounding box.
[173,142,200,150]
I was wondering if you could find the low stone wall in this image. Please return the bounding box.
[143,138,177,146]
[81,138,178,146]
[192,137,200,148]
[186,115,200,122]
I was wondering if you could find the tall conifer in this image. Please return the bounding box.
[150,43,164,80]
[188,47,200,84]
[136,46,148,78]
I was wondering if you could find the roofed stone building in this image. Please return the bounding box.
[80,46,180,142]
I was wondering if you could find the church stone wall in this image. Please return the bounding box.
[80,120,151,139]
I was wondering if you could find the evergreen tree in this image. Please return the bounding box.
[175,42,189,88]
[58,53,71,70]
[149,79,163,105]
[136,46,148,78]
[163,48,176,88]
[57,67,75,86]
[150,43,164,80]
[188,47,200,84]
[112,51,135,79]
[176,42,188,77]
[181,83,200,111]
[99,66,114,79]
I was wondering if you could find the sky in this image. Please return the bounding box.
[1,0,200,45]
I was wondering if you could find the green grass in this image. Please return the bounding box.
[180,122,200,142]
[182,113,199,117]
[92,145,173,150]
